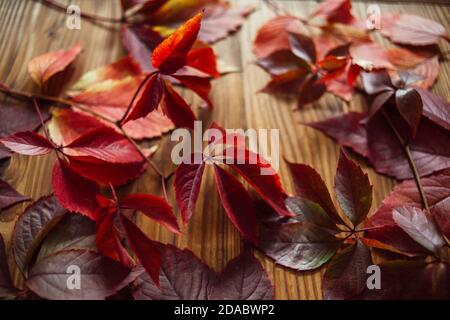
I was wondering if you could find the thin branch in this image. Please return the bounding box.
[40,0,127,24]
[32,98,51,141]
[381,109,430,212]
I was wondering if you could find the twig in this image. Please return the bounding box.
[40,0,127,24]
[381,109,430,212]
[32,98,51,141]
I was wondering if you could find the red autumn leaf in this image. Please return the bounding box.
[119,213,161,286]
[0,234,17,298]
[0,179,29,213]
[364,169,450,255]
[408,56,439,89]
[335,150,372,227]
[48,108,106,146]
[385,47,430,69]
[259,222,340,271]
[122,73,164,124]
[63,127,142,163]
[209,250,274,300]
[170,74,212,107]
[286,161,341,224]
[27,44,82,86]
[213,165,258,245]
[226,147,290,217]
[65,154,147,186]
[152,12,203,74]
[12,196,66,274]
[186,46,219,77]
[322,239,372,300]
[0,100,49,160]
[52,160,100,218]
[174,156,205,224]
[95,209,134,267]
[133,244,213,300]
[395,88,423,136]
[311,0,358,26]
[161,81,196,128]
[26,249,133,300]
[120,193,179,234]
[349,42,395,70]
[0,131,55,156]
[381,13,449,46]
[392,206,445,255]
[253,15,301,59]
[297,74,326,109]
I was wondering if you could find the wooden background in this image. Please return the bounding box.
[0,0,449,300]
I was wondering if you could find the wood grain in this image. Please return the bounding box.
[0,0,449,299]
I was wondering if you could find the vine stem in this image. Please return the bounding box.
[40,0,127,24]
[263,0,321,29]
[0,85,169,201]
[380,109,430,212]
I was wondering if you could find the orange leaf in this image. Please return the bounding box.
[152,12,203,74]
[28,44,82,86]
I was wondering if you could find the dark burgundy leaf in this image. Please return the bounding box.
[395,88,423,136]
[256,50,307,76]
[259,222,339,271]
[0,100,49,160]
[285,197,338,232]
[0,234,17,298]
[0,179,29,213]
[174,156,205,224]
[12,196,66,274]
[288,32,316,63]
[415,88,450,131]
[133,244,213,300]
[361,70,393,95]
[37,213,96,262]
[213,165,258,245]
[27,249,132,300]
[286,161,341,223]
[209,250,274,300]
[297,74,326,109]
[335,150,372,227]
[392,206,445,255]
[260,68,309,96]
[323,239,372,300]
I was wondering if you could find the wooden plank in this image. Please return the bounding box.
[0,0,449,299]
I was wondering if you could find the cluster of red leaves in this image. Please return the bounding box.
[174,123,290,245]
[0,3,278,301]
[0,200,273,300]
[254,0,447,106]
[251,0,450,299]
